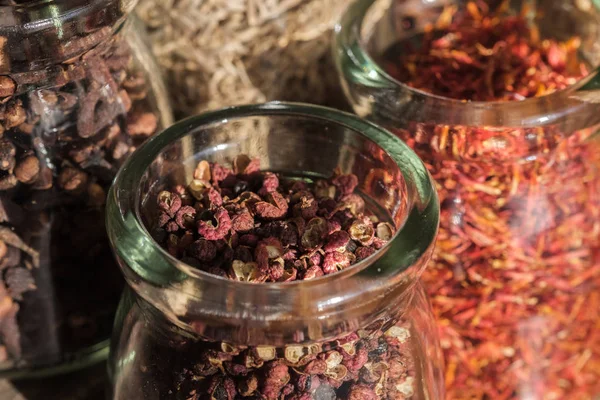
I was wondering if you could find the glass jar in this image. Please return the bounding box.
[0,0,172,377]
[106,103,444,399]
[335,1,600,399]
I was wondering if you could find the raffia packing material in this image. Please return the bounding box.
[137,0,353,117]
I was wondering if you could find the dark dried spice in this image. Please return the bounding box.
[0,246,20,270]
[0,175,16,191]
[0,76,15,98]
[255,237,283,270]
[257,221,298,247]
[14,156,40,184]
[261,362,290,400]
[178,231,195,250]
[207,187,224,208]
[337,194,365,216]
[0,139,15,171]
[198,207,232,240]
[126,112,158,137]
[165,220,180,233]
[323,231,351,253]
[211,163,233,185]
[347,383,378,400]
[237,374,259,397]
[355,246,377,261]
[259,172,279,194]
[253,191,289,220]
[0,297,20,359]
[301,217,328,250]
[4,267,36,301]
[314,180,336,199]
[292,192,319,220]
[158,190,183,217]
[224,361,248,377]
[175,206,197,230]
[188,239,217,263]
[4,99,26,129]
[58,167,88,192]
[229,260,262,282]
[207,375,237,400]
[348,218,375,246]
[232,246,253,264]
[302,265,324,280]
[322,251,353,275]
[232,154,252,175]
[152,157,392,284]
[332,172,359,199]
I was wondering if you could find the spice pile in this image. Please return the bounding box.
[153,156,393,282]
[136,0,352,116]
[143,322,417,400]
[384,1,588,101]
[382,1,600,399]
[0,28,160,366]
[145,156,419,399]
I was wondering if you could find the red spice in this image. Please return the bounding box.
[385,1,588,102]
[382,1,600,398]
[152,157,394,283]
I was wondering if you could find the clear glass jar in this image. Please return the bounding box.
[335,1,600,399]
[106,103,444,399]
[0,0,172,377]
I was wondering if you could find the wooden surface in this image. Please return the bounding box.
[0,363,107,400]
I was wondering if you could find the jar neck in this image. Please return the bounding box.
[0,0,137,74]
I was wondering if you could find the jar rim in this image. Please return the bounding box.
[334,0,600,127]
[106,102,439,342]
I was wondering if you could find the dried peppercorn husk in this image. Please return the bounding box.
[0,5,170,368]
[135,314,418,400]
[377,1,600,398]
[136,0,352,116]
[152,157,393,282]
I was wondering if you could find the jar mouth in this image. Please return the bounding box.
[335,0,600,128]
[106,102,439,343]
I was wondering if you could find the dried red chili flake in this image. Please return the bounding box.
[152,156,394,283]
[384,1,589,101]
[381,1,600,399]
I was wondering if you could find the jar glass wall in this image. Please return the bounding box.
[335,1,600,399]
[0,0,172,377]
[106,103,443,399]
